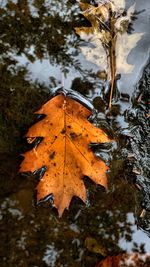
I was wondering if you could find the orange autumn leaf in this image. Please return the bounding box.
[20,94,111,216]
[96,253,150,267]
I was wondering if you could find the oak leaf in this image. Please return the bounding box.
[20,94,111,216]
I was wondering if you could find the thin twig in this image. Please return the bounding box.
[96,16,111,31]
[108,18,116,109]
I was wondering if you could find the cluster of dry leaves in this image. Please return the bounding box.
[75,0,143,108]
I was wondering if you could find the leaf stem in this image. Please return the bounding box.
[108,11,117,110]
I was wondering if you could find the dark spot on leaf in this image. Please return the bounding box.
[50,151,55,160]
[67,125,71,129]
[50,123,53,126]
[53,162,56,166]
[61,128,66,134]
[70,132,78,140]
